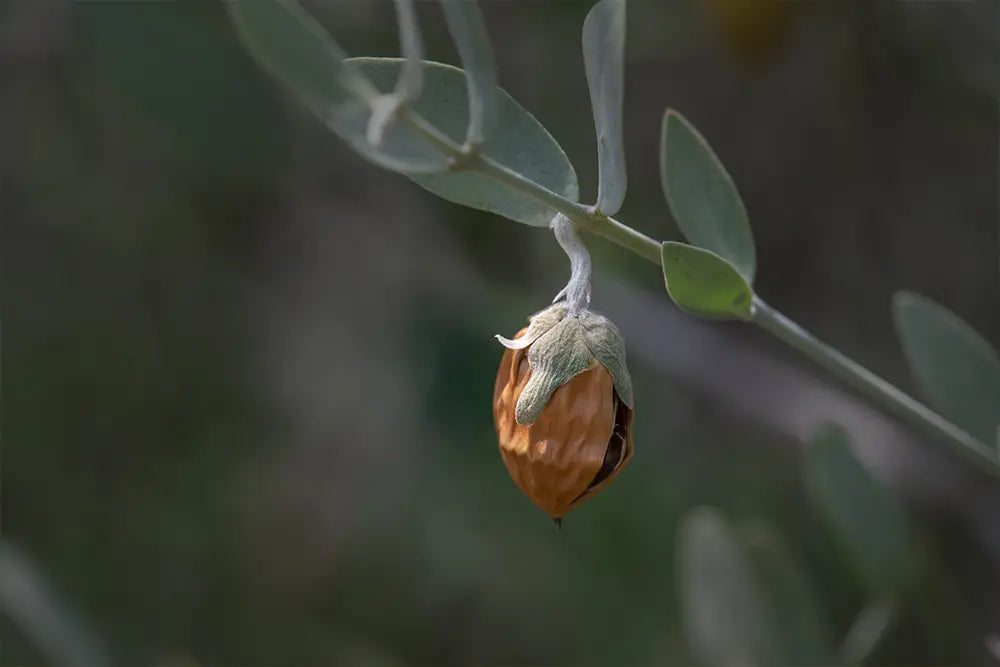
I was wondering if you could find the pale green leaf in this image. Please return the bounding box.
[347,58,579,226]
[0,542,108,667]
[805,424,917,596]
[660,109,756,282]
[440,0,498,146]
[661,241,753,320]
[738,522,834,665]
[227,0,374,106]
[583,0,627,215]
[837,600,898,666]
[228,0,449,174]
[677,507,771,667]
[893,291,1000,446]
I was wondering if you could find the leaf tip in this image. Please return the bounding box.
[891,289,920,312]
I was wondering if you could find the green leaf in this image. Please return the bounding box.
[660,109,756,282]
[677,508,771,667]
[583,0,627,215]
[892,291,1000,446]
[347,58,579,226]
[661,242,753,320]
[738,522,834,665]
[805,424,918,596]
[228,0,450,174]
[440,0,499,146]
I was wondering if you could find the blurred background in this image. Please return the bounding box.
[2,0,999,665]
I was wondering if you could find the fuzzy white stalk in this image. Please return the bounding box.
[551,213,592,317]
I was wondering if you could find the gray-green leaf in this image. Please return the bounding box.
[347,58,579,226]
[440,0,498,146]
[805,424,917,597]
[738,522,834,665]
[660,109,756,282]
[678,508,771,667]
[892,291,1000,446]
[661,241,753,320]
[228,0,449,174]
[583,0,627,215]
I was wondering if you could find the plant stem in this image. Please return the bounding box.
[550,213,592,315]
[754,299,1000,478]
[580,215,662,264]
[401,104,999,477]
[403,106,662,263]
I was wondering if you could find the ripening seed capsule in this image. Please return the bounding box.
[492,321,634,520]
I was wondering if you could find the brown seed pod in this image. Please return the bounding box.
[493,327,634,519]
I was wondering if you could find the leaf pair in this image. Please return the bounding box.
[228,0,574,225]
[228,0,630,226]
[658,110,757,320]
[660,112,999,450]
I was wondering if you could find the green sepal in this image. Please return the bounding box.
[517,317,596,425]
[580,311,634,409]
[495,304,634,426]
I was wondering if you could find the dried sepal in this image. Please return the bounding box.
[495,303,567,350]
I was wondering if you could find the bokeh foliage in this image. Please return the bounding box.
[2,0,999,665]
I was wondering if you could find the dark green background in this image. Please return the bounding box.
[2,0,998,664]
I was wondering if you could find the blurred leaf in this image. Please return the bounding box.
[986,634,1000,661]
[836,599,898,666]
[227,0,374,106]
[805,424,918,596]
[677,507,771,667]
[228,0,450,174]
[660,109,756,282]
[892,291,1000,446]
[348,59,579,226]
[583,0,627,215]
[75,1,285,186]
[661,242,753,320]
[441,0,499,146]
[738,521,834,665]
[0,542,108,667]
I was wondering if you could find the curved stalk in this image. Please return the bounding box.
[550,214,592,316]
